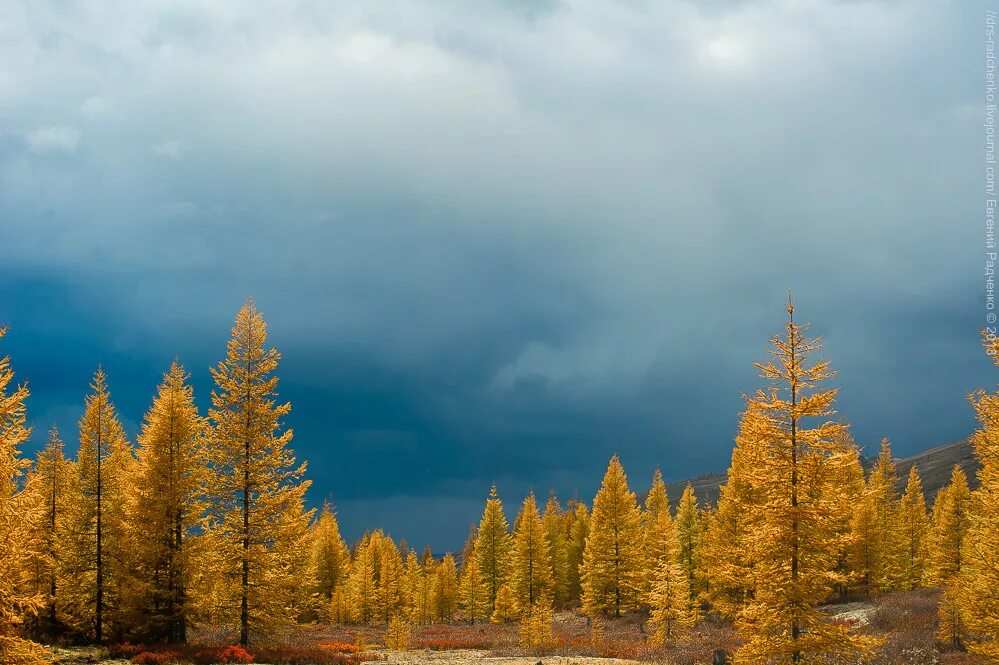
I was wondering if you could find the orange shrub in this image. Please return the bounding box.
[318,641,361,653]
[132,652,181,665]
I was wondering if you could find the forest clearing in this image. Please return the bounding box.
[42,591,980,665]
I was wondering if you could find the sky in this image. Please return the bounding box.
[0,0,992,552]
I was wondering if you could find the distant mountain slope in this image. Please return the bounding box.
[666,438,980,509]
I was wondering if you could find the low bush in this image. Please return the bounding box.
[132,651,181,665]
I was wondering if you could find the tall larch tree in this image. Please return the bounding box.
[642,469,672,599]
[735,299,876,664]
[541,496,569,608]
[510,492,553,615]
[434,554,459,623]
[130,361,206,642]
[474,485,512,616]
[24,427,70,640]
[646,510,696,647]
[866,438,905,593]
[310,502,351,622]
[458,539,487,623]
[565,500,589,606]
[580,455,643,618]
[674,484,700,602]
[0,326,49,664]
[924,466,972,587]
[64,367,135,644]
[898,466,928,591]
[960,333,999,660]
[348,532,379,624]
[699,406,766,619]
[375,534,406,624]
[205,300,313,645]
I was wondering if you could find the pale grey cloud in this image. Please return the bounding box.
[25,125,80,154]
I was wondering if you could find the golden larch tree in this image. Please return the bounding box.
[957,334,999,660]
[674,484,700,602]
[24,426,70,640]
[510,491,553,615]
[310,502,351,622]
[458,538,487,622]
[642,469,672,600]
[0,326,49,664]
[541,495,569,607]
[699,405,766,619]
[580,454,643,618]
[646,510,696,647]
[205,300,313,645]
[64,367,136,644]
[564,499,589,606]
[924,466,972,587]
[130,361,206,642]
[474,485,512,616]
[434,553,459,623]
[735,299,876,664]
[898,465,928,591]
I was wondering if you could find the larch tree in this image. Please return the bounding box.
[64,367,136,644]
[375,534,406,624]
[580,455,643,618]
[699,406,766,619]
[474,485,512,616]
[24,427,70,640]
[205,300,313,645]
[0,326,49,665]
[925,466,972,649]
[674,484,700,602]
[510,492,553,615]
[541,495,569,608]
[565,499,589,606]
[924,466,972,587]
[646,510,696,647]
[348,532,379,624]
[866,438,905,593]
[434,553,459,623]
[458,540,487,623]
[735,299,876,664]
[642,469,672,600]
[898,466,928,591]
[130,361,206,642]
[960,333,999,660]
[310,502,351,622]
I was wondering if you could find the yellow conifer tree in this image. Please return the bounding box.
[565,500,589,605]
[674,484,700,602]
[642,469,672,600]
[541,495,569,607]
[924,466,971,587]
[961,333,999,660]
[129,361,206,642]
[474,485,511,616]
[434,553,459,623]
[310,502,351,622]
[510,492,553,616]
[735,299,876,664]
[580,455,643,618]
[63,367,136,644]
[0,326,49,664]
[458,537,487,623]
[699,405,766,618]
[204,300,313,644]
[646,518,696,647]
[898,466,928,591]
[24,426,70,639]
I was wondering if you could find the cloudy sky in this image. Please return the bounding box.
[0,0,990,551]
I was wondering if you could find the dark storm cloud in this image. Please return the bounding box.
[0,0,990,549]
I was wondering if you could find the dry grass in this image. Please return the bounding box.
[52,590,991,665]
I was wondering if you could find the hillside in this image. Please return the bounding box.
[667,438,981,508]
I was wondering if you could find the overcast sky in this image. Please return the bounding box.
[0,0,991,551]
